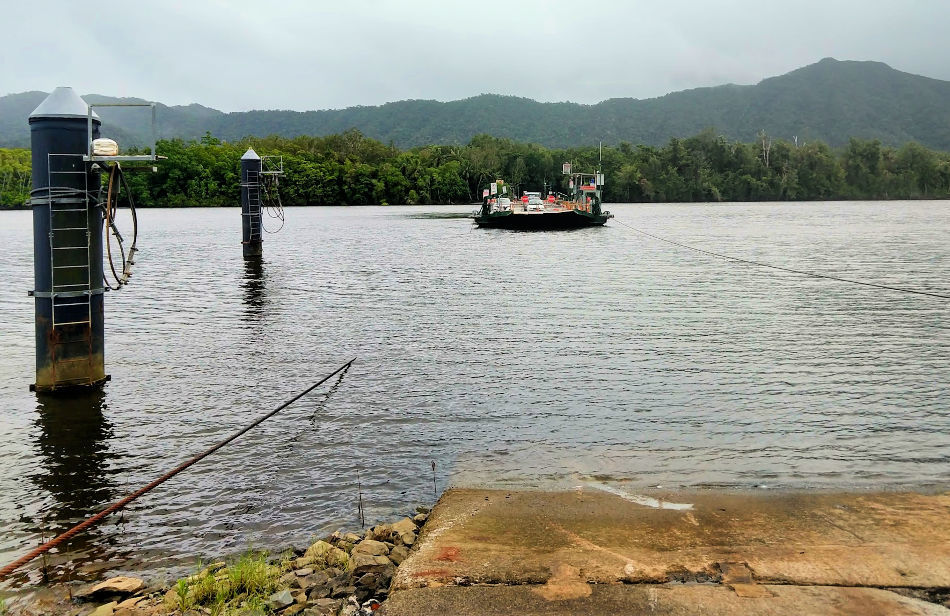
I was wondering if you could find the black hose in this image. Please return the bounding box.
[103,162,138,290]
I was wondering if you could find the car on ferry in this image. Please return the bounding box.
[493,197,512,212]
[525,192,544,211]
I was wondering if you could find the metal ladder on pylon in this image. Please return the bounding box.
[46,153,95,383]
[244,167,262,242]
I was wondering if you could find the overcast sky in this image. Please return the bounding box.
[3,0,947,112]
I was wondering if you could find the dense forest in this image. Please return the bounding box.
[3,128,950,209]
[4,59,950,151]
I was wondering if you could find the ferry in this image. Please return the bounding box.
[473,171,613,230]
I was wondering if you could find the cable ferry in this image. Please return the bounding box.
[473,165,613,230]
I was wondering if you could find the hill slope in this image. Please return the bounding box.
[3,58,950,150]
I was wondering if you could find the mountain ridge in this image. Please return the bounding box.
[3,58,950,150]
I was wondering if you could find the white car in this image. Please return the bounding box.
[525,196,544,211]
[493,197,512,212]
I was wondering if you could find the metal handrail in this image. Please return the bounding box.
[85,102,158,162]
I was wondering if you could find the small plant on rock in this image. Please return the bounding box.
[174,578,192,612]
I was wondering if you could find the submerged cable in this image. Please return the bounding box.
[613,217,950,300]
[0,358,356,582]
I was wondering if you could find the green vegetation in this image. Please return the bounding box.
[169,552,285,615]
[4,59,950,151]
[3,128,950,209]
[0,148,30,207]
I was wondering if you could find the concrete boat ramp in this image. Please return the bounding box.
[381,488,950,615]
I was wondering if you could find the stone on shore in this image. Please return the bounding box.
[115,596,145,610]
[368,524,393,542]
[351,539,390,557]
[391,517,416,537]
[308,598,344,615]
[76,576,145,601]
[351,553,393,576]
[388,545,410,565]
[303,540,349,570]
[331,584,357,599]
[300,570,331,591]
[89,602,117,616]
[266,588,294,610]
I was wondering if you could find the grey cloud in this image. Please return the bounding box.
[3,0,948,111]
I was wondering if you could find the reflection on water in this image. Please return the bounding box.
[0,202,947,587]
[242,259,268,325]
[16,391,127,585]
[33,390,114,523]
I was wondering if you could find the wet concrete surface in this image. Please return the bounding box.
[384,488,950,615]
[381,585,949,616]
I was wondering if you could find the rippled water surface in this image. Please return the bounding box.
[1,202,948,584]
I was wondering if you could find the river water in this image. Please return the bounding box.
[0,202,948,585]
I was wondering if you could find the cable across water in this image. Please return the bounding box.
[0,358,356,582]
[613,217,950,300]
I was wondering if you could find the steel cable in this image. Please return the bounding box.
[0,358,356,582]
[613,217,950,300]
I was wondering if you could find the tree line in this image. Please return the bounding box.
[3,129,950,209]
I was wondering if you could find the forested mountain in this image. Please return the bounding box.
[3,58,950,150]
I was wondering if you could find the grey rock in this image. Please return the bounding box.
[295,567,314,577]
[307,583,332,600]
[351,553,392,576]
[280,572,302,588]
[266,588,295,610]
[356,573,377,588]
[330,584,356,598]
[329,571,353,586]
[378,564,397,586]
[354,586,374,604]
[299,570,330,590]
[306,597,343,616]
[388,545,410,565]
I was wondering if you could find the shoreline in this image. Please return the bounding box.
[3,507,431,616]
[6,487,950,615]
[5,196,950,213]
